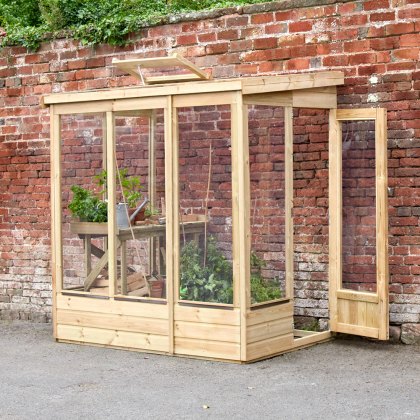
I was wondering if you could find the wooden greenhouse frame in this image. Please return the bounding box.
[44,56,389,362]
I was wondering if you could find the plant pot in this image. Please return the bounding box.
[148,276,165,298]
[129,207,146,222]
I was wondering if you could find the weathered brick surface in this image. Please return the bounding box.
[1,0,419,338]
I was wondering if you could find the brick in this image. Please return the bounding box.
[250,13,273,24]
[400,34,420,47]
[398,8,420,19]
[206,43,229,55]
[323,55,349,67]
[217,29,239,41]
[349,52,377,65]
[265,23,288,34]
[176,34,197,45]
[392,48,420,60]
[386,22,415,36]
[285,58,310,71]
[254,37,278,50]
[289,21,312,33]
[370,12,396,22]
[344,40,370,53]
[364,0,390,11]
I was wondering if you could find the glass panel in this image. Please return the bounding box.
[293,108,329,331]
[248,105,286,305]
[61,113,107,293]
[177,105,233,304]
[341,120,377,293]
[115,110,167,299]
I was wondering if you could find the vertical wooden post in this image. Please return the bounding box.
[284,106,294,299]
[148,110,157,274]
[232,92,250,361]
[165,97,175,354]
[50,106,62,338]
[328,109,342,331]
[106,111,117,297]
[376,108,389,340]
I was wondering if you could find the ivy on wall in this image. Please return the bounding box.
[0,0,264,50]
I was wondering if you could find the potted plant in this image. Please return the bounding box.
[95,168,143,227]
[68,168,144,227]
[68,185,108,223]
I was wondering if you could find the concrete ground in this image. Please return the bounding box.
[1,322,419,420]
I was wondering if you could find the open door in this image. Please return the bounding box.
[329,108,388,340]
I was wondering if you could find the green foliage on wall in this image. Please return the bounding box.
[0,0,264,50]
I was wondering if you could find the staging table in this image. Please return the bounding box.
[70,219,205,293]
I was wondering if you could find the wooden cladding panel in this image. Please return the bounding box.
[57,309,168,336]
[57,294,168,319]
[174,306,241,360]
[174,306,240,325]
[246,302,293,326]
[57,325,169,352]
[247,317,293,344]
[174,321,240,343]
[245,303,294,360]
[247,334,294,361]
[174,337,240,361]
[336,298,380,338]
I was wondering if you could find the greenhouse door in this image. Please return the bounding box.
[329,108,389,340]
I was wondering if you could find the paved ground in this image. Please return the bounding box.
[1,321,419,420]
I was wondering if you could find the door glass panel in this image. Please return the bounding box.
[61,113,107,294]
[341,120,377,293]
[293,108,329,330]
[248,105,286,305]
[114,110,167,300]
[177,105,233,304]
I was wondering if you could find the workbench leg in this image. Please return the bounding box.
[84,234,92,279]
[121,241,127,295]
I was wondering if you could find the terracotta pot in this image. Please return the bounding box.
[148,277,165,298]
[129,207,146,223]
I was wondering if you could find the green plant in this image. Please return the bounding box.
[250,252,282,304]
[179,240,283,305]
[179,237,233,304]
[144,204,159,218]
[0,0,266,50]
[95,168,142,208]
[68,185,107,222]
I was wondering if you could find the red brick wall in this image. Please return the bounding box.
[0,0,419,339]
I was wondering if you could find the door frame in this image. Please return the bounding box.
[329,108,389,340]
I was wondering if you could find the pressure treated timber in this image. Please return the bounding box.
[165,95,175,354]
[243,87,337,109]
[174,305,241,360]
[328,109,341,333]
[57,309,169,335]
[43,72,343,106]
[112,54,211,85]
[247,301,293,326]
[57,294,168,319]
[174,321,240,343]
[284,106,294,300]
[336,290,378,304]
[174,305,240,326]
[375,107,389,340]
[241,71,344,95]
[247,333,294,361]
[292,331,332,348]
[49,62,389,362]
[174,337,240,360]
[57,324,169,352]
[247,316,293,344]
[329,108,389,340]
